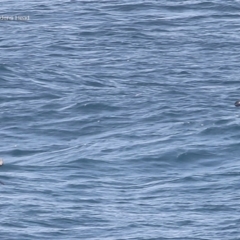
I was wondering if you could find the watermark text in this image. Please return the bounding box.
[0,15,30,21]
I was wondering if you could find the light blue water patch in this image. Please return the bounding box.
[1,0,240,239]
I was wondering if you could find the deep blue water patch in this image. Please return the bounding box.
[1,0,240,239]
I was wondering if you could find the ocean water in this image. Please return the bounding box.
[1,0,240,239]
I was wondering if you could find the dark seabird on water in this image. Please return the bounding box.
[235,100,240,107]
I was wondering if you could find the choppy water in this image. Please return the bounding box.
[1,0,240,239]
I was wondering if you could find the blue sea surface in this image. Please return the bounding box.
[1,0,240,239]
